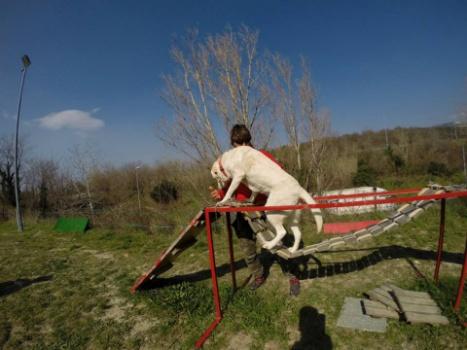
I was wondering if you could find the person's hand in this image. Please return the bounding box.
[209,186,222,200]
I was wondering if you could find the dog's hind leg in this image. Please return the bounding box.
[288,210,302,253]
[246,191,258,204]
[263,212,288,250]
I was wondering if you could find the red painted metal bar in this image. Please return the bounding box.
[206,190,467,213]
[454,235,467,312]
[195,318,221,348]
[315,187,422,201]
[434,199,446,283]
[226,212,237,290]
[195,211,222,349]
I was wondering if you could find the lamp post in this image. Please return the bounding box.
[135,165,142,215]
[14,55,31,233]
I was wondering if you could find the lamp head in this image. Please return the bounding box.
[21,55,31,68]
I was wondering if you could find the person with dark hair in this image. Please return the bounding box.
[230,124,253,147]
[209,124,302,295]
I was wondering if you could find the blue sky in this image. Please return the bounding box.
[1,0,466,165]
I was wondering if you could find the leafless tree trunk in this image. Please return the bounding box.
[69,144,98,217]
[23,159,61,217]
[0,135,24,206]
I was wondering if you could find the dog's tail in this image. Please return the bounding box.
[299,189,323,233]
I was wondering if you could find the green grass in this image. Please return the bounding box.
[0,198,466,349]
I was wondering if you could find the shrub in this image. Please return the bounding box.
[150,180,178,204]
[384,146,405,173]
[352,159,377,186]
[427,161,451,176]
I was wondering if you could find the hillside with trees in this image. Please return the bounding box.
[1,123,465,231]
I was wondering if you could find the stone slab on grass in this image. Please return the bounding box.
[336,297,387,333]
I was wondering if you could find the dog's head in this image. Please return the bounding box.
[211,157,229,187]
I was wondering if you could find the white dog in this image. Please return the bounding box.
[211,146,323,253]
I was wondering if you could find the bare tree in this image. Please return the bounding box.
[0,135,24,206]
[157,26,274,162]
[303,108,331,193]
[271,54,303,171]
[24,159,62,216]
[157,26,330,191]
[207,26,272,141]
[69,144,98,216]
[271,56,331,192]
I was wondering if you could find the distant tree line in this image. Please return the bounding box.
[1,123,465,229]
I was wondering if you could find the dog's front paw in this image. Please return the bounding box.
[288,247,298,253]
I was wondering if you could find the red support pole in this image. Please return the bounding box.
[226,212,237,291]
[195,211,222,349]
[453,235,467,312]
[434,199,446,283]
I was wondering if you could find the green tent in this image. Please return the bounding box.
[54,217,89,233]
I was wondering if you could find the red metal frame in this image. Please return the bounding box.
[434,199,446,283]
[314,187,422,201]
[226,213,237,290]
[195,189,467,347]
[454,236,467,313]
[195,211,222,348]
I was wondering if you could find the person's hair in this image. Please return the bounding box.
[230,124,252,147]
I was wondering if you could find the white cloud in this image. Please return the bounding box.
[2,110,15,120]
[38,109,104,131]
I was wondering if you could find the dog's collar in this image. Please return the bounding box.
[218,157,229,178]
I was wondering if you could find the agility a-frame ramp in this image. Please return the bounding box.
[131,185,467,348]
[131,210,206,293]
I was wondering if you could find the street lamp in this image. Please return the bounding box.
[14,55,31,233]
[135,165,142,215]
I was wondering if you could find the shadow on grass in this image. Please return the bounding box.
[297,245,463,280]
[140,260,248,290]
[291,306,333,350]
[0,275,53,298]
[140,244,463,290]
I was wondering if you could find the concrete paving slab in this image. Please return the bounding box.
[336,297,387,333]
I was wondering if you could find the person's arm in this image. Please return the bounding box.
[260,149,283,168]
[209,181,230,200]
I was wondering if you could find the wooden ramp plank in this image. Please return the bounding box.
[276,249,292,260]
[131,210,206,293]
[395,295,438,307]
[366,288,400,311]
[385,284,432,300]
[397,303,441,315]
[357,233,373,241]
[390,288,448,325]
[404,312,449,325]
[362,299,400,319]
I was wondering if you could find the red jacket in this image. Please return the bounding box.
[217,149,282,205]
